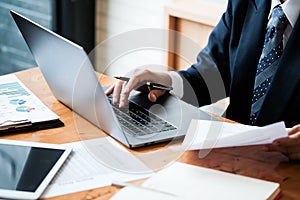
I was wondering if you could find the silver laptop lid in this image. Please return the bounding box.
[10,10,130,146]
[11,10,217,149]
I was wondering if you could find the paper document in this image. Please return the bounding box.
[199,97,230,116]
[42,137,152,198]
[141,162,280,200]
[180,120,287,150]
[0,74,60,130]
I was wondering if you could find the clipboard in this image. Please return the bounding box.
[0,74,63,133]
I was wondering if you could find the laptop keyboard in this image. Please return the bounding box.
[107,96,177,136]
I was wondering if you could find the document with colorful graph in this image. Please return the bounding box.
[0,74,63,133]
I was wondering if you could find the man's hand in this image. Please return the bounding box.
[105,69,172,108]
[265,124,300,160]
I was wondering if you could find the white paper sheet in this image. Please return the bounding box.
[42,137,153,198]
[199,97,230,116]
[179,120,287,150]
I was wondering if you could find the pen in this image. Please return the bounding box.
[114,76,173,91]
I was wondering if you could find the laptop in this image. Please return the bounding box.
[11,10,217,148]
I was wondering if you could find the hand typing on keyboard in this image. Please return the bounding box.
[105,69,172,108]
[107,96,177,137]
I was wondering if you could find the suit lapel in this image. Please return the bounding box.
[257,15,300,125]
[227,0,271,124]
[254,0,268,10]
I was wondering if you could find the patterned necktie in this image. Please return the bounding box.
[249,6,289,125]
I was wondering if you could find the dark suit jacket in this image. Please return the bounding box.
[178,0,300,127]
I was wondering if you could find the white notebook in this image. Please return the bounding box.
[112,162,280,200]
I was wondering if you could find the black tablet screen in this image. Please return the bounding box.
[0,143,64,192]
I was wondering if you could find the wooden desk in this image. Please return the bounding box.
[2,68,300,200]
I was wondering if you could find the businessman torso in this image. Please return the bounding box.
[179,0,300,127]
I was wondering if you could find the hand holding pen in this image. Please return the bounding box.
[105,70,173,108]
[114,76,173,91]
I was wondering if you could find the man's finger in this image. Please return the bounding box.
[148,90,167,102]
[288,124,300,135]
[265,144,287,154]
[266,143,300,155]
[113,81,125,104]
[105,85,114,95]
[123,69,153,93]
[119,82,131,108]
[273,132,300,146]
[118,71,159,107]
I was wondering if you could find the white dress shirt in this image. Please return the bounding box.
[169,0,300,100]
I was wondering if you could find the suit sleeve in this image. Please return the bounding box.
[178,1,233,107]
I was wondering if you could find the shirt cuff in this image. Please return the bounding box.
[168,71,184,99]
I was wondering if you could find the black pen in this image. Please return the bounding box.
[114,76,173,91]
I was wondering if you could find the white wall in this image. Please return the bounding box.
[96,0,173,41]
[94,0,227,76]
[95,0,173,76]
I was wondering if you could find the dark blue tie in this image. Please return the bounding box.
[249,6,289,125]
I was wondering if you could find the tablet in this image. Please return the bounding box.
[0,139,72,199]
